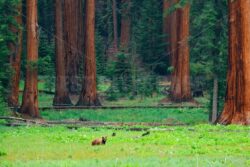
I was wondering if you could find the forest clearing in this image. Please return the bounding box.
[0,0,250,166]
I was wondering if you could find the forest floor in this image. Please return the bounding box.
[0,125,249,167]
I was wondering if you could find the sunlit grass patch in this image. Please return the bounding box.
[0,125,249,166]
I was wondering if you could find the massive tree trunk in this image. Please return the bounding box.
[163,0,178,67]
[218,0,250,125]
[64,0,83,94]
[165,1,192,102]
[8,1,23,107]
[120,0,130,51]
[77,0,101,106]
[112,0,118,52]
[53,0,72,106]
[20,0,39,117]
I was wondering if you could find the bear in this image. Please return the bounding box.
[91,136,107,146]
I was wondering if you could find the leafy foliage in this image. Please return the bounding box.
[131,0,167,74]
[0,0,20,98]
[190,0,228,110]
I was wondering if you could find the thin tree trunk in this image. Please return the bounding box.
[170,2,192,102]
[20,0,39,118]
[120,0,130,51]
[212,76,218,123]
[218,0,250,125]
[112,0,118,52]
[8,1,23,107]
[77,0,101,106]
[64,0,83,94]
[53,0,72,106]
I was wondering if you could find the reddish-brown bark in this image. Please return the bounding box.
[63,0,83,94]
[20,0,39,117]
[8,2,23,107]
[218,0,250,125]
[120,0,131,51]
[163,0,178,67]
[77,0,101,106]
[53,0,72,106]
[164,1,192,102]
[112,0,118,52]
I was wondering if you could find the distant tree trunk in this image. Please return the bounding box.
[120,0,130,51]
[77,0,101,106]
[212,76,218,123]
[64,0,83,94]
[170,2,192,102]
[20,0,39,117]
[112,0,118,52]
[8,1,23,107]
[53,0,72,106]
[218,0,250,125]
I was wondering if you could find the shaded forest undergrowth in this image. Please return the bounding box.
[0,125,249,167]
[17,80,208,108]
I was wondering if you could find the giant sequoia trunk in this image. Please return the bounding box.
[20,0,39,117]
[164,1,192,102]
[77,0,101,106]
[53,0,72,106]
[8,2,23,107]
[218,0,250,125]
[112,0,118,52]
[64,0,83,94]
[120,0,130,51]
[163,0,178,67]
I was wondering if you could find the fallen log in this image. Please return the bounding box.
[0,116,49,126]
[9,105,204,112]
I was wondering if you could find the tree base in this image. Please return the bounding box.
[7,98,19,108]
[217,110,249,125]
[160,97,197,105]
[19,103,40,118]
[53,95,72,106]
[170,96,193,103]
[76,96,102,106]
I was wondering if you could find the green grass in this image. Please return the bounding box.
[0,125,249,167]
[42,108,208,125]
[102,95,165,106]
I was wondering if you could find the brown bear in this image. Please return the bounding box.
[91,136,107,146]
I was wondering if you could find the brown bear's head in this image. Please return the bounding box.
[102,136,107,144]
